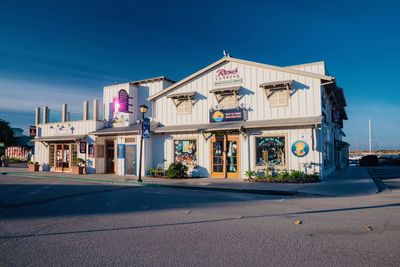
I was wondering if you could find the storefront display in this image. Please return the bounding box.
[174,140,196,165]
[256,136,286,167]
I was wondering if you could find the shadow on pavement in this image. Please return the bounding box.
[1,202,399,240]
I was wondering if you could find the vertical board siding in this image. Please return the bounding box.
[155,61,322,126]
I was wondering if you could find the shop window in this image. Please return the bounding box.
[174,139,197,165]
[49,144,55,167]
[256,136,286,167]
[220,95,238,109]
[177,100,192,115]
[71,144,77,166]
[269,91,289,107]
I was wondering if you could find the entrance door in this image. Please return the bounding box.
[125,145,137,175]
[106,141,115,173]
[211,135,240,178]
[55,144,72,172]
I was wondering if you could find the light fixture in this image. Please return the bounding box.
[139,104,148,114]
[138,104,149,183]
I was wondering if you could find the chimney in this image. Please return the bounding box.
[42,106,49,124]
[35,107,41,125]
[93,99,99,121]
[62,104,68,123]
[83,100,89,120]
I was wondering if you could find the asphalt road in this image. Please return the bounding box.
[1,173,400,266]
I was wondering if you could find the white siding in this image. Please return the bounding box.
[153,61,322,126]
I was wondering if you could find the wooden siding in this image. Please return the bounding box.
[153,61,322,126]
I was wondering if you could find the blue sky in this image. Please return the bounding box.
[0,0,399,150]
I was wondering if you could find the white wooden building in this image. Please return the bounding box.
[33,55,348,179]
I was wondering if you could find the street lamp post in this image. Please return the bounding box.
[138,104,148,182]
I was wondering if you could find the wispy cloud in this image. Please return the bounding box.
[0,78,102,113]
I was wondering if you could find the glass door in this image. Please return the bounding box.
[210,135,240,178]
[226,138,239,178]
[211,138,224,178]
[55,144,63,170]
[55,144,72,172]
[106,141,115,173]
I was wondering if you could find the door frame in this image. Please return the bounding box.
[210,134,240,178]
[105,140,116,174]
[54,143,73,172]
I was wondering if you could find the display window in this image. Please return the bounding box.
[174,139,197,165]
[256,136,286,167]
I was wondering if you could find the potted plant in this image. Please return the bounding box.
[72,158,86,175]
[28,161,39,172]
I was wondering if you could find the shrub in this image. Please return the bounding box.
[251,169,320,183]
[166,163,188,178]
[73,158,86,166]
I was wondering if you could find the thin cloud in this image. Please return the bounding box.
[0,78,102,113]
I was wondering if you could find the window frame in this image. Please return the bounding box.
[176,99,193,115]
[172,138,198,166]
[254,134,288,169]
[268,90,289,107]
[220,94,239,109]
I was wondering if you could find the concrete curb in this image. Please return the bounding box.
[1,172,326,197]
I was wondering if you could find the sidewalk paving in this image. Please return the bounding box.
[0,166,378,197]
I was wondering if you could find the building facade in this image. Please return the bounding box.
[33,56,348,179]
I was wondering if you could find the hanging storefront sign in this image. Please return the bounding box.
[142,118,151,139]
[80,142,87,154]
[29,126,36,137]
[291,140,309,158]
[209,108,244,123]
[214,68,243,87]
[118,89,130,113]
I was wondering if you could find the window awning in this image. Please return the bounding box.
[260,80,294,89]
[167,91,196,107]
[34,135,87,142]
[260,80,294,98]
[209,86,241,103]
[90,121,159,136]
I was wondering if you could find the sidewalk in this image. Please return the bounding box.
[0,167,378,197]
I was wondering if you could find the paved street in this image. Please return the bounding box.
[1,171,400,266]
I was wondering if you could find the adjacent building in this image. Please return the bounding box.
[33,55,348,179]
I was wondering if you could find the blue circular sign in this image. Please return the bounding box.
[291,141,309,158]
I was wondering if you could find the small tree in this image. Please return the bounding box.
[0,119,15,147]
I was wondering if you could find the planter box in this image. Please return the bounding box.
[28,164,39,172]
[71,166,85,175]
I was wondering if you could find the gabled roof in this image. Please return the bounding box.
[148,56,335,101]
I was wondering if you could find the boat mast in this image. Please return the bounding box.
[369,119,372,155]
